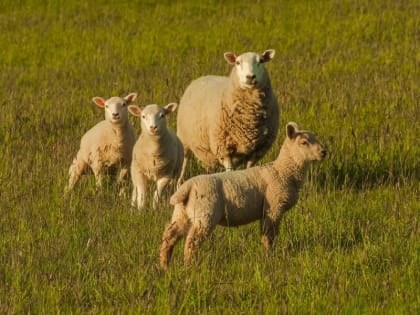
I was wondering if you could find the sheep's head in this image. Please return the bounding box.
[128,103,177,136]
[224,49,275,89]
[92,93,137,125]
[284,122,327,164]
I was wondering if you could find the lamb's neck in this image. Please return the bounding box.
[274,149,308,191]
[109,121,129,139]
[143,131,170,151]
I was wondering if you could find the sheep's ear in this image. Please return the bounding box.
[92,97,106,108]
[286,122,299,139]
[164,103,178,115]
[224,52,237,65]
[128,105,142,117]
[261,49,275,63]
[124,93,137,105]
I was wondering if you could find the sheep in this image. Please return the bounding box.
[64,93,137,194]
[176,49,280,185]
[128,103,184,210]
[159,122,326,268]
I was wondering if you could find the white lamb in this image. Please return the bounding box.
[65,93,137,194]
[129,103,184,210]
[177,49,280,185]
[160,122,326,268]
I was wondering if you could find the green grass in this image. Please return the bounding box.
[0,0,419,313]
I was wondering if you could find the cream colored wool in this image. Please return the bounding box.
[160,122,326,268]
[65,93,137,194]
[129,103,184,210]
[176,50,279,185]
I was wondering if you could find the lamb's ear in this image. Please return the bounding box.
[124,93,137,104]
[224,52,237,65]
[92,97,106,108]
[164,103,178,115]
[128,105,142,117]
[286,122,299,139]
[261,49,275,63]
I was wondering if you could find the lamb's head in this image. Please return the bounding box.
[224,49,275,89]
[284,122,327,164]
[92,93,137,125]
[128,103,177,136]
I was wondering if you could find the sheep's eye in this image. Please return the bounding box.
[122,103,126,107]
[159,113,164,118]
[236,60,240,65]
[141,115,145,119]
[301,140,309,146]
[105,105,109,108]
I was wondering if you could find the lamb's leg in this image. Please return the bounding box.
[260,216,279,250]
[160,205,189,269]
[183,222,213,266]
[132,173,147,210]
[65,156,87,194]
[177,148,191,188]
[153,177,171,209]
[91,159,104,189]
[117,165,129,197]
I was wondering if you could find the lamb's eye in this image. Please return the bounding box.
[105,105,109,108]
[160,113,164,118]
[301,140,309,146]
[122,103,126,107]
[141,115,145,119]
[236,60,240,65]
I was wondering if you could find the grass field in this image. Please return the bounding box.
[0,0,419,313]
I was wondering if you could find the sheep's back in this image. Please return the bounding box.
[177,75,228,167]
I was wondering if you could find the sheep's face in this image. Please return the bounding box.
[92,93,137,125]
[286,122,327,164]
[224,50,275,89]
[128,103,177,136]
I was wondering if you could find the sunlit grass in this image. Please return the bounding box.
[0,0,419,313]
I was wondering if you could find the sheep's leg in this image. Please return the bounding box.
[91,159,104,189]
[65,157,87,194]
[183,223,213,266]
[260,216,279,250]
[132,173,147,209]
[160,220,188,269]
[153,177,171,209]
[177,148,191,188]
[116,165,129,197]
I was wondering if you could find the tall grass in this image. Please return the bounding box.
[0,0,419,313]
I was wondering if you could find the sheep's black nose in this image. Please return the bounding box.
[321,149,327,158]
[246,74,256,80]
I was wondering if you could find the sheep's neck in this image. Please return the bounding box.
[109,121,129,139]
[274,147,307,191]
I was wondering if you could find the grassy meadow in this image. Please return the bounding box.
[0,0,419,313]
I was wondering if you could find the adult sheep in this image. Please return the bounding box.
[160,122,327,268]
[177,49,279,184]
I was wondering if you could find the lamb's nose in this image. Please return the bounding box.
[150,125,157,132]
[112,113,119,118]
[321,149,327,158]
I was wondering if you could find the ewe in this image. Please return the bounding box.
[129,103,184,210]
[177,49,279,185]
[65,93,137,194]
[160,122,326,268]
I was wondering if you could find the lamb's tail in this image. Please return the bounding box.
[170,180,193,206]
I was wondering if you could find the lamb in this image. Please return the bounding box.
[128,103,184,210]
[64,93,137,194]
[159,122,326,268]
[176,49,280,185]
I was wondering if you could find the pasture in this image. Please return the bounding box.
[0,0,419,313]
